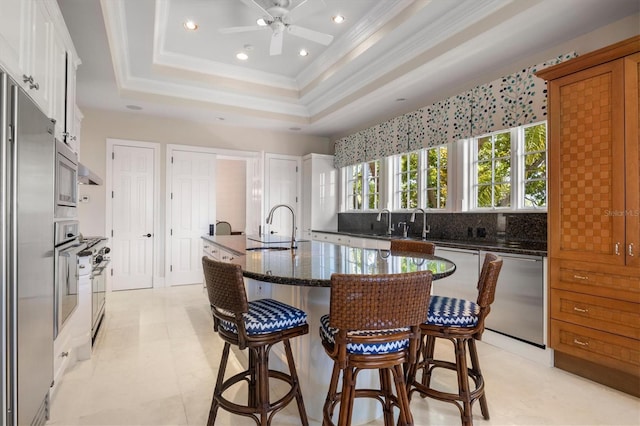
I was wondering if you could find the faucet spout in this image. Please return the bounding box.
[377,209,393,236]
[410,208,430,240]
[266,204,297,249]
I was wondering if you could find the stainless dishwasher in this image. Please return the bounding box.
[480,251,544,348]
[434,247,545,348]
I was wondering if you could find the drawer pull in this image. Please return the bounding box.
[573,306,588,314]
[573,274,589,280]
[573,339,589,347]
[629,243,635,257]
[615,242,620,256]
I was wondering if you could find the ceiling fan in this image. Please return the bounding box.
[219,0,334,56]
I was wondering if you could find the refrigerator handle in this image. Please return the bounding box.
[6,82,19,426]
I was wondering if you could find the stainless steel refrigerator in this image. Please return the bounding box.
[1,69,55,425]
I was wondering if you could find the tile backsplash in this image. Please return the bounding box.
[338,212,547,243]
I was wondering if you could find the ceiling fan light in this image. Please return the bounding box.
[183,20,198,31]
[332,15,345,24]
[299,49,309,57]
[236,52,249,60]
[256,18,267,26]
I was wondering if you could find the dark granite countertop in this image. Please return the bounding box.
[201,235,456,287]
[311,230,547,256]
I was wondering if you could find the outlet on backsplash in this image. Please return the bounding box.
[467,227,473,238]
[477,227,486,238]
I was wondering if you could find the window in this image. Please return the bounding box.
[423,145,448,209]
[474,130,512,208]
[394,151,419,209]
[345,160,380,210]
[471,122,547,210]
[521,123,547,208]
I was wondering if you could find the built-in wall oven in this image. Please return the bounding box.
[54,220,86,338]
[55,138,78,218]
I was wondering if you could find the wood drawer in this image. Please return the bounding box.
[551,289,640,339]
[550,259,640,302]
[550,319,640,375]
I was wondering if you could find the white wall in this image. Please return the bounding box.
[76,108,332,280]
[216,159,246,232]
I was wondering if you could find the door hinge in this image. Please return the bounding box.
[170,229,173,236]
[171,192,173,200]
[171,156,174,164]
[170,265,173,272]
[111,191,114,198]
[296,166,298,172]
[112,152,114,160]
[110,268,113,276]
[111,230,113,237]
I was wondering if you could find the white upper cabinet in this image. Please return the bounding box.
[0,0,80,151]
[0,0,26,74]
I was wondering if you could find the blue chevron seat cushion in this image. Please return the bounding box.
[426,295,480,328]
[319,314,409,355]
[218,299,307,335]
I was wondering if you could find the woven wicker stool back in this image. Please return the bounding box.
[202,256,309,426]
[389,239,436,255]
[322,270,433,426]
[408,253,503,426]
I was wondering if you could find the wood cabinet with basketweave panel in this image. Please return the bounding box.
[536,36,640,397]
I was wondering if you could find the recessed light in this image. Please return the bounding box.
[257,18,267,26]
[125,104,142,110]
[236,52,249,60]
[289,127,302,131]
[396,98,407,102]
[332,15,345,24]
[217,117,225,121]
[299,49,309,57]
[183,20,198,31]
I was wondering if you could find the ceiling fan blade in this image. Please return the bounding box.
[288,25,333,45]
[238,0,274,20]
[219,25,267,34]
[270,30,284,55]
[287,0,325,22]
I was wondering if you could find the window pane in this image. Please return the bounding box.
[524,124,547,152]
[477,136,492,161]
[476,185,492,208]
[426,188,437,208]
[477,161,492,184]
[494,183,511,207]
[524,181,546,207]
[525,153,546,179]
[495,132,511,153]
[493,159,511,182]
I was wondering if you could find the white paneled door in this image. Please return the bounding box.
[265,154,299,238]
[169,149,216,286]
[111,145,155,290]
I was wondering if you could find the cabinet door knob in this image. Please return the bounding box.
[614,242,621,255]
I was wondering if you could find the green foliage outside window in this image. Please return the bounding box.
[347,161,379,211]
[476,132,511,208]
[523,124,547,208]
[398,152,419,209]
[425,146,448,208]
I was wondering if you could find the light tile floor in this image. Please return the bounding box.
[47,285,640,426]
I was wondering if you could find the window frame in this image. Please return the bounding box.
[343,159,381,211]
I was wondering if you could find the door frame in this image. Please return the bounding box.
[105,138,161,290]
[165,144,261,286]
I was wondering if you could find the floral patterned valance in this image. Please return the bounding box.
[334,52,577,168]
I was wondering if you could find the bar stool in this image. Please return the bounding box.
[320,270,433,426]
[201,257,309,426]
[390,239,436,255]
[407,253,503,426]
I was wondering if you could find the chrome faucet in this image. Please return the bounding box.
[376,209,394,236]
[398,221,409,238]
[410,208,431,240]
[266,204,297,249]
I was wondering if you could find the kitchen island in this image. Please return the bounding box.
[201,234,456,424]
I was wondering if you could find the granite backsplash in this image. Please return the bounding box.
[337,212,547,243]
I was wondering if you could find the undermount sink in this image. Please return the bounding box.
[246,246,290,252]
